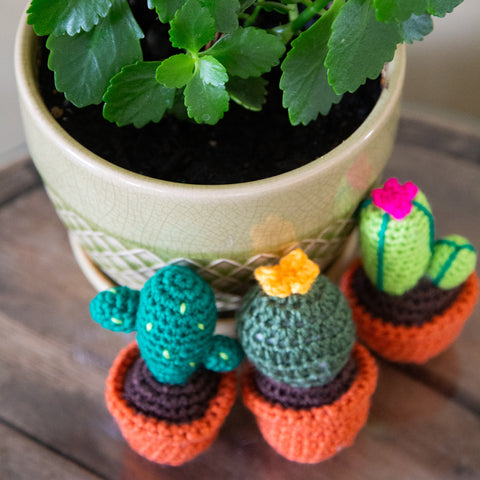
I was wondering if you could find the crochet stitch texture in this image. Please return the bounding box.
[242,343,378,463]
[106,343,237,466]
[361,187,434,296]
[90,265,244,385]
[123,356,221,423]
[237,264,355,388]
[341,259,479,363]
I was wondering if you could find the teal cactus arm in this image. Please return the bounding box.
[360,179,434,295]
[203,335,244,372]
[90,286,140,333]
[426,235,477,289]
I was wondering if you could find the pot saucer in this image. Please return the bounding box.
[69,228,358,337]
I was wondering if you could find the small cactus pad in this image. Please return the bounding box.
[237,256,355,388]
[360,179,434,295]
[426,235,477,289]
[90,286,140,333]
[90,265,243,385]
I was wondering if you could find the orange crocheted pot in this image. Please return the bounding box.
[242,343,378,464]
[105,342,237,466]
[340,259,479,363]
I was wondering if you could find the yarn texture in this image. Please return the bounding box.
[91,265,244,385]
[341,259,479,363]
[237,273,356,388]
[427,235,477,289]
[360,184,434,295]
[351,264,462,326]
[105,343,237,466]
[253,355,357,409]
[123,356,221,423]
[242,343,378,464]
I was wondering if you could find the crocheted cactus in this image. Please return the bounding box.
[236,249,355,388]
[359,178,434,295]
[90,265,243,384]
[426,235,477,289]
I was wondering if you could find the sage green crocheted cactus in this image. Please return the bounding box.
[426,235,477,290]
[236,249,355,388]
[359,178,434,295]
[90,265,243,385]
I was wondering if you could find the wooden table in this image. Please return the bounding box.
[1,116,480,480]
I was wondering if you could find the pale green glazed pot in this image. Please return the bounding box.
[15,16,406,307]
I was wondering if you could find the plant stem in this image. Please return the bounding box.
[291,0,331,31]
[244,5,261,27]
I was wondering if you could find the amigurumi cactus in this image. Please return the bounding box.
[236,249,356,388]
[90,265,244,384]
[359,178,435,295]
[360,178,477,295]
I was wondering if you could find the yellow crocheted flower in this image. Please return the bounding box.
[254,249,320,298]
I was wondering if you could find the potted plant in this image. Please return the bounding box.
[237,249,378,463]
[15,0,463,310]
[90,264,244,465]
[340,178,479,363]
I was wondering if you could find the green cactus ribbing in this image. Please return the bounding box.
[236,274,356,388]
[426,235,477,289]
[360,190,434,295]
[90,265,243,385]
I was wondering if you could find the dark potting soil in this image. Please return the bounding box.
[37,1,382,185]
[352,265,462,327]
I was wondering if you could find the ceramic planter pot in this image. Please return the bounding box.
[15,16,406,307]
[105,342,237,466]
[340,259,480,363]
[242,343,378,463]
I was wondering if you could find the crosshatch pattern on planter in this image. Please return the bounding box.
[46,187,355,298]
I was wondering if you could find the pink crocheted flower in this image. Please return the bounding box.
[372,178,418,220]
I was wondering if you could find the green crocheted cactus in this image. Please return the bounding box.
[426,235,477,289]
[359,178,434,296]
[90,265,243,385]
[236,249,356,388]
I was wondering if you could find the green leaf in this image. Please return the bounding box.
[239,0,256,11]
[400,14,433,44]
[156,54,196,88]
[373,0,427,23]
[46,0,143,107]
[27,0,113,36]
[147,0,185,22]
[207,27,286,78]
[169,0,216,52]
[326,0,402,95]
[426,0,463,17]
[280,0,342,126]
[226,76,267,111]
[197,54,229,85]
[184,56,230,124]
[103,62,175,128]
[203,0,241,33]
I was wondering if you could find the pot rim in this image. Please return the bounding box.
[340,259,480,363]
[242,342,378,421]
[15,14,406,198]
[105,342,237,441]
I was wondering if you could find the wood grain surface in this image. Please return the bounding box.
[1,117,479,479]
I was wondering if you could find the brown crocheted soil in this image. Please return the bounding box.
[352,266,462,327]
[253,355,357,409]
[36,1,382,185]
[123,356,221,424]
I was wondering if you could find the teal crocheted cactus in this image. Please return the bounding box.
[359,178,434,296]
[236,249,355,388]
[426,235,477,290]
[90,265,243,384]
